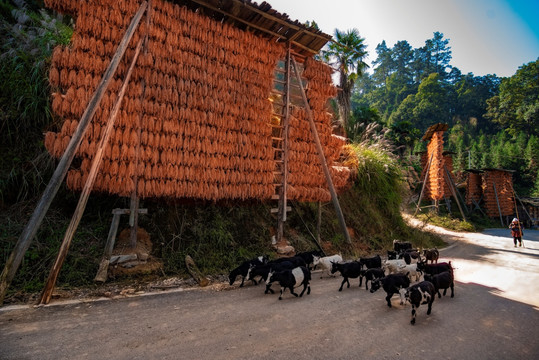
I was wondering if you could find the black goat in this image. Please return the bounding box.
[393,240,412,253]
[330,261,363,291]
[404,281,436,325]
[359,267,385,290]
[229,255,268,287]
[417,261,453,276]
[270,256,307,268]
[267,266,311,300]
[358,254,382,270]
[424,271,454,298]
[370,273,411,307]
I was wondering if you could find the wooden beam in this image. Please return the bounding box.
[291,56,351,244]
[444,167,467,221]
[39,38,145,305]
[188,0,319,55]
[0,1,148,306]
[130,0,153,250]
[414,153,434,216]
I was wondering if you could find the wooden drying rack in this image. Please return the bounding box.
[0,0,351,305]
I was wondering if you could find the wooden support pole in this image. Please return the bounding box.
[444,167,467,221]
[277,46,291,244]
[317,201,322,244]
[0,1,148,306]
[492,182,504,227]
[414,153,434,216]
[444,166,468,214]
[291,57,351,244]
[39,38,145,305]
[129,0,152,250]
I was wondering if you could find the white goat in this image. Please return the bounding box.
[313,254,343,278]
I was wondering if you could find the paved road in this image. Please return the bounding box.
[1,227,538,360]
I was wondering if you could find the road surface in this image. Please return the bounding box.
[1,226,538,359]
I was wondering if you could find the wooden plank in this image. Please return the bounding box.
[0,1,149,306]
[291,56,351,244]
[39,37,145,305]
[271,206,291,213]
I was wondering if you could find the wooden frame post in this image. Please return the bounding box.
[444,166,467,221]
[39,37,145,305]
[276,46,292,243]
[291,57,351,244]
[492,182,504,227]
[0,1,148,306]
[414,153,434,216]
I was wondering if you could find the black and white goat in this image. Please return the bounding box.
[370,273,411,307]
[229,255,268,287]
[330,261,362,291]
[267,266,311,300]
[247,261,295,291]
[424,271,454,298]
[403,281,436,325]
[398,250,421,265]
[359,267,385,290]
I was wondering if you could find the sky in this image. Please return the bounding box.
[266,0,539,78]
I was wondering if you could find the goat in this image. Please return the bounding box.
[296,250,324,270]
[387,250,398,260]
[359,267,385,290]
[358,254,382,270]
[247,261,295,291]
[382,259,407,274]
[424,271,454,298]
[398,250,421,265]
[423,248,439,264]
[267,266,311,300]
[417,261,453,276]
[313,254,343,278]
[330,261,363,291]
[398,264,423,283]
[270,256,307,268]
[229,255,268,287]
[370,273,411,307]
[404,281,436,325]
[393,240,412,253]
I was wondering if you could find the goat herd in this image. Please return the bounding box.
[228,240,455,325]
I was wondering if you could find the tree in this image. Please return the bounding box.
[371,40,393,87]
[486,59,539,138]
[412,73,451,130]
[322,29,369,131]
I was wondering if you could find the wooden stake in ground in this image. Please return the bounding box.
[291,56,351,244]
[0,1,148,306]
[493,182,504,227]
[39,38,145,305]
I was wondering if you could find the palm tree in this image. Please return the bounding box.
[322,29,369,132]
